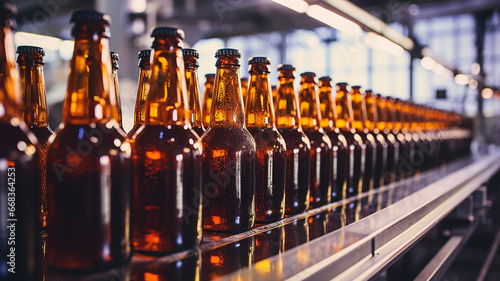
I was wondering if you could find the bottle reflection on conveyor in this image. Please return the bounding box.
[254,226,285,263]
[308,212,329,241]
[202,236,254,280]
[284,218,309,251]
[132,251,201,281]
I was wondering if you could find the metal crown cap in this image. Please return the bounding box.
[16,45,45,56]
[300,72,316,77]
[215,48,241,58]
[277,64,295,71]
[70,10,111,26]
[110,51,119,60]
[151,27,184,39]
[319,76,332,82]
[137,49,151,58]
[248,57,270,65]
[205,73,215,78]
[182,48,199,58]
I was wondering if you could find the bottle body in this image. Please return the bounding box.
[47,122,131,270]
[132,124,202,253]
[202,127,256,231]
[202,74,215,129]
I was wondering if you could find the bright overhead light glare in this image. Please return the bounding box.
[471,62,481,76]
[15,32,62,51]
[482,88,494,99]
[59,40,74,61]
[272,0,308,13]
[306,5,362,36]
[454,74,470,85]
[468,79,478,90]
[365,32,404,56]
[420,56,437,70]
[129,0,146,13]
[432,64,453,78]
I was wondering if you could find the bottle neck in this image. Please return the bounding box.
[133,65,150,125]
[351,92,367,131]
[111,67,122,127]
[18,61,49,127]
[202,78,214,128]
[335,90,353,130]
[62,36,117,124]
[246,72,275,127]
[185,65,204,129]
[364,95,377,131]
[210,64,245,128]
[299,81,321,128]
[318,85,336,129]
[275,76,300,128]
[375,98,387,131]
[145,47,189,126]
[0,26,21,120]
[385,100,397,131]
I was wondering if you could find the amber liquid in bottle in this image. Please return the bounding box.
[110,51,123,130]
[318,76,347,202]
[46,10,131,270]
[183,48,205,137]
[298,72,332,208]
[384,96,407,181]
[0,4,42,280]
[128,50,150,139]
[274,64,311,215]
[202,73,215,129]
[241,77,248,107]
[201,48,256,233]
[132,27,202,254]
[245,57,286,223]
[17,46,53,227]
[335,83,364,198]
[392,98,413,178]
[351,86,377,193]
[373,93,398,185]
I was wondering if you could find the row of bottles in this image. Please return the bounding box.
[0,6,473,277]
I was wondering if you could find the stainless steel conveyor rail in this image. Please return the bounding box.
[220,151,500,281]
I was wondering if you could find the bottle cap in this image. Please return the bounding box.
[300,72,316,77]
[248,57,270,65]
[16,45,45,56]
[215,48,241,58]
[151,27,184,39]
[277,64,295,71]
[319,76,332,82]
[351,85,361,90]
[137,49,151,58]
[182,48,199,58]
[205,73,215,79]
[70,10,111,26]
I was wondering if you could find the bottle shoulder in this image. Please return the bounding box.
[247,126,286,152]
[133,124,202,152]
[201,127,256,151]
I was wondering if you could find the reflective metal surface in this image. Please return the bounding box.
[47,152,500,281]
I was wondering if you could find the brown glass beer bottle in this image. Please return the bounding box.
[241,77,249,105]
[128,50,151,138]
[298,72,332,208]
[0,4,41,280]
[318,76,347,202]
[274,64,311,215]
[46,10,131,270]
[202,73,215,128]
[132,27,203,254]
[335,82,365,198]
[245,57,286,222]
[350,86,377,193]
[386,97,410,179]
[374,93,398,185]
[183,48,205,137]
[202,48,256,232]
[110,51,123,130]
[16,45,53,227]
